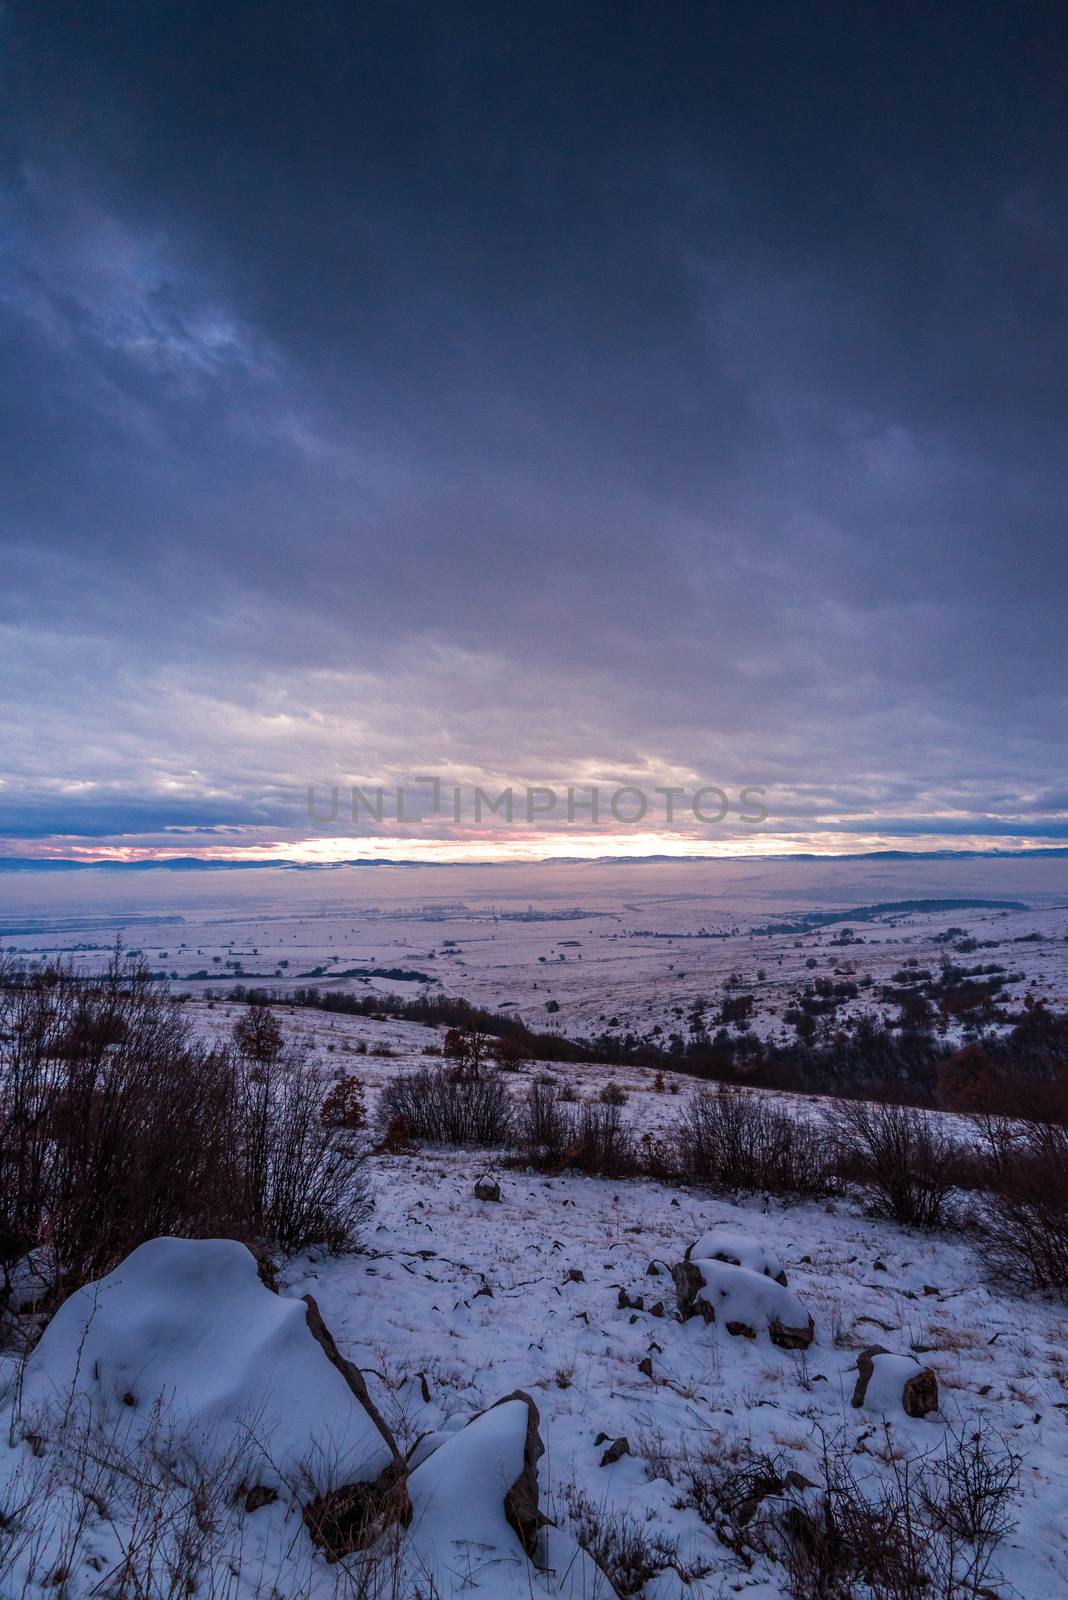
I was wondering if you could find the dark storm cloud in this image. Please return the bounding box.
[1,2,1066,851]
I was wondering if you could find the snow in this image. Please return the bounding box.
[394,1394,623,1596]
[4,859,1068,1595]
[684,1258,812,1341]
[286,1148,1068,1599]
[854,1348,934,1414]
[14,1236,397,1497]
[686,1228,786,1281]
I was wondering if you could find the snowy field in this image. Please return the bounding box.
[3,855,1068,1049]
[1,857,1067,1597]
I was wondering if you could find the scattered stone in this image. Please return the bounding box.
[244,1485,278,1512]
[600,1437,631,1466]
[474,1178,501,1202]
[566,1268,585,1283]
[851,1346,939,1418]
[638,1356,653,1377]
[785,1469,818,1490]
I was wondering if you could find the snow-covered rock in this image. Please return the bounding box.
[16,1237,404,1525]
[672,1258,814,1348]
[398,1391,607,1598]
[851,1346,939,1417]
[684,1228,788,1285]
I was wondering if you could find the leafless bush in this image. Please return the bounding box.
[234,1045,371,1254]
[520,1079,574,1166]
[972,1113,1068,1291]
[378,1065,514,1146]
[568,1102,637,1177]
[599,1081,628,1106]
[675,1087,832,1197]
[0,963,370,1302]
[515,1084,637,1177]
[827,1099,962,1228]
[562,1483,707,1595]
[688,1422,1020,1600]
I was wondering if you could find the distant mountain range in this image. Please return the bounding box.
[1,848,1068,873]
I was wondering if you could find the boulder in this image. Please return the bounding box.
[672,1258,814,1349]
[851,1346,939,1418]
[685,1229,788,1285]
[474,1177,502,1202]
[397,1391,556,1595]
[15,1238,408,1555]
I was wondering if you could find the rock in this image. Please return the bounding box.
[617,1288,644,1311]
[16,1239,409,1561]
[474,1177,501,1202]
[851,1346,939,1418]
[243,1484,278,1512]
[638,1356,653,1377]
[302,1294,403,1461]
[672,1259,814,1349]
[481,1391,545,1555]
[785,1469,818,1490]
[566,1268,585,1283]
[600,1436,631,1466]
[398,1391,552,1594]
[685,1229,788,1286]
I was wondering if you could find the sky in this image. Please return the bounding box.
[1,2,1066,865]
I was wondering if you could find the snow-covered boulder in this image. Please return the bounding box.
[16,1237,406,1548]
[684,1228,788,1285]
[398,1390,609,1598]
[851,1346,939,1418]
[672,1259,814,1348]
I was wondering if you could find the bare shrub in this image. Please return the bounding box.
[0,964,370,1302]
[676,1087,832,1197]
[568,1102,637,1177]
[973,1113,1068,1291]
[234,1044,371,1255]
[515,1085,637,1177]
[378,1065,514,1146]
[562,1483,707,1594]
[521,1079,573,1167]
[599,1081,628,1106]
[828,1099,962,1228]
[687,1421,1020,1600]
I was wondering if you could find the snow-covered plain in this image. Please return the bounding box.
[3,855,1068,1050]
[2,858,1067,1597]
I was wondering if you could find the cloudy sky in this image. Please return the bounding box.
[1,2,1065,863]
